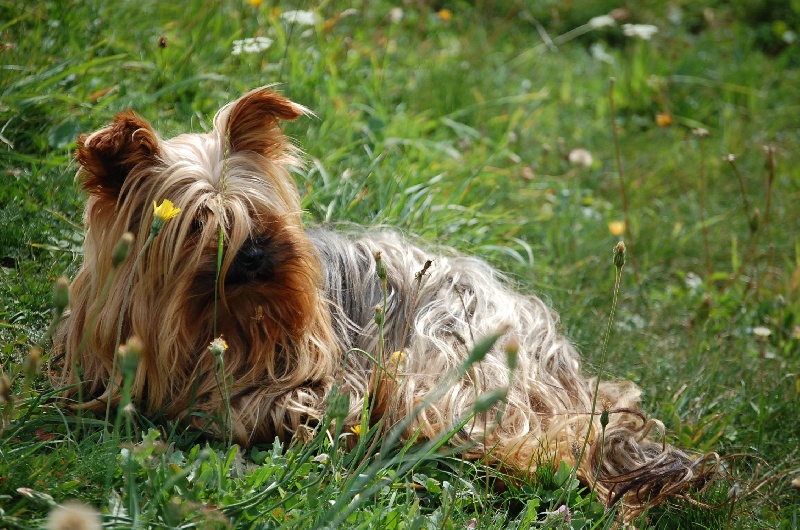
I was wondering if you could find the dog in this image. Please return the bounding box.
[52,87,715,516]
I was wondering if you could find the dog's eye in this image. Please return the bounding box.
[190,219,204,234]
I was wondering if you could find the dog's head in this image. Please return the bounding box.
[60,88,336,440]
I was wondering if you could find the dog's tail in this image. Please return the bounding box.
[575,400,720,519]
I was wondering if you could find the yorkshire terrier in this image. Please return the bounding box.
[53,87,715,516]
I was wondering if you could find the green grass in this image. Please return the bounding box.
[2,0,799,528]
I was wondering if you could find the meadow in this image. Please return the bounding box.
[1,1,799,528]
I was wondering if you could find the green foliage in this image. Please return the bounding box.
[1,0,799,528]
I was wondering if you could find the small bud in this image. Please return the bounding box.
[600,409,609,428]
[53,276,70,313]
[473,389,506,414]
[158,36,167,48]
[374,251,387,282]
[24,347,42,381]
[749,209,760,233]
[613,241,626,270]
[113,233,134,267]
[374,305,384,327]
[120,336,143,376]
[505,337,519,374]
[0,374,12,404]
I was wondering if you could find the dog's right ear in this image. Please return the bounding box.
[77,111,160,201]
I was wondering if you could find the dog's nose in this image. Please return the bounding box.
[238,245,265,271]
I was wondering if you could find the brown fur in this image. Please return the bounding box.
[52,87,717,520]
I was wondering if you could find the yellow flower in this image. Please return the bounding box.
[608,221,626,237]
[150,199,181,237]
[350,424,362,436]
[153,199,181,222]
[656,113,673,127]
[437,9,452,22]
[246,0,263,6]
[389,350,405,364]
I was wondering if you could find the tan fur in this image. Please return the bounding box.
[52,87,716,519]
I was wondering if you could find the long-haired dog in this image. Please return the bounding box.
[52,87,715,516]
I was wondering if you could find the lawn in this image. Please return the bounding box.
[1,1,799,528]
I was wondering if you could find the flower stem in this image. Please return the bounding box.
[104,232,155,440]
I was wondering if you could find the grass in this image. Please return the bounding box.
[1,0,799,527]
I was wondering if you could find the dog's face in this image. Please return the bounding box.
[66,89,335,434]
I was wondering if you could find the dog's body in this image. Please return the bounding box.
[53,88,713,515]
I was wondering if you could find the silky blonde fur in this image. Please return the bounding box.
[53,87,715,518]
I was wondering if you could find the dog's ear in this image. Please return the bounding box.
[222,89,305,156]
[77,111,160,201]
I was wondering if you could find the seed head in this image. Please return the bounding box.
[46,501,102,530]
[208,337,228,359]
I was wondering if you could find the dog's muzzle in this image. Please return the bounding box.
[226,237,274,284]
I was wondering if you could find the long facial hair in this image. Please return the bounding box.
[54,89,338,443]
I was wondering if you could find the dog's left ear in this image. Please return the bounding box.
[77,111,160,201]
[221,88,305,156]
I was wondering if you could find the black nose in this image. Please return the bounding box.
[238,245,265,271]
[226,238,275,285]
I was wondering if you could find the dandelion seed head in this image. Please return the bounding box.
[280,10,319,26]
[47,501,102,530]
[622,23,659,40]
[209,336,229,358]
[232,36,273,55]
[568,148,593,168]
[389,8,403,23]
[752,326,771,338]
[589,15,616,29]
